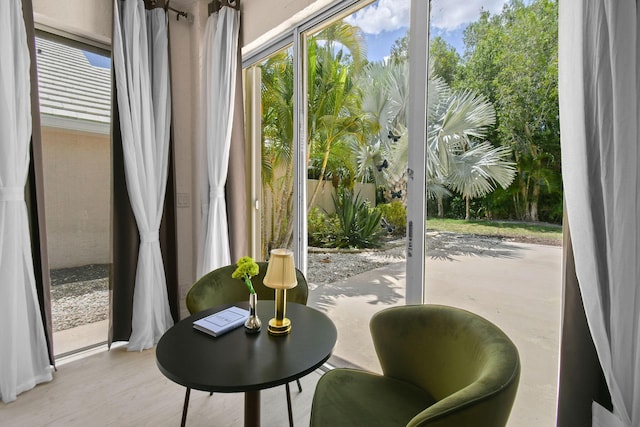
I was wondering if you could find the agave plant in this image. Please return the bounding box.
[331,190,382,249]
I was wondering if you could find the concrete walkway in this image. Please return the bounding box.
[308,239,562,427]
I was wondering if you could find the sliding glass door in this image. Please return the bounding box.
[244,0,415,369]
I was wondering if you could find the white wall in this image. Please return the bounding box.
[241,0,334,52]
[33,0,111,46]
[169,1,208,314]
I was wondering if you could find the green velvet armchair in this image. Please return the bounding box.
[186,262,308,314]
[184,262,309,427]
[310,304,520,427]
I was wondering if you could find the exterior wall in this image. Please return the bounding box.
[41,127,110,269]
[307,179,376,214]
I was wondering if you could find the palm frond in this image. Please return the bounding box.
[439,89,496,140]
[446,142,516,199]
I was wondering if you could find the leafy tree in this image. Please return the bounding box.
[429,36,462,85]
[389,30,409,64]
[494,0,559,222]
[459,0,559,222]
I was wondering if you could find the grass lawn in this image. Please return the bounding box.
[426,218,563,246]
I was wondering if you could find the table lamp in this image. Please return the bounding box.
[263,248,298,335]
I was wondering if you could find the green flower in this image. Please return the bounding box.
[232,256,259,294]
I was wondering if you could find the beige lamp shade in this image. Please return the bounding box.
[263,249,298,290]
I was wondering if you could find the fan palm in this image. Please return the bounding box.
[446,142,516,219]
[354,61,515,217]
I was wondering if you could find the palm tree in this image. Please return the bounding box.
[427,86,515,219]
[306,24,367,208]
[259,20,368,254]
[446,142,516,220]
[353,62,515,218]
[260,50,295,252]
[352,60,407,189]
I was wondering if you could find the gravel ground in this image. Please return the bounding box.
[50,232,558,332]
[50,241,407,332]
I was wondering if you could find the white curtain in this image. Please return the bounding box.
[0,0,53,403]
[112,0,173,351]
[559,1,640,426]
[198,6,240,278]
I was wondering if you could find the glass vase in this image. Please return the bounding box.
[244,292,262,333]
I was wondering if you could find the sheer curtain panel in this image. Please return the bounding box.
[198,5,240,278]
[112,0,173,351]
[559,1,640,425]
[0,0,53,403]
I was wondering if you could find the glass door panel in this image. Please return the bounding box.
[245,46,295,261]
[303,0,410,370]
[424,1,562,425]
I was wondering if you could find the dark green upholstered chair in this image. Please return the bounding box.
[186,262,308,314]
[310,304,520,427]
[182,262,309,427]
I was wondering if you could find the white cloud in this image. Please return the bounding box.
[430,0,507,31]
[345,0,410,35]
[346,0,511,36]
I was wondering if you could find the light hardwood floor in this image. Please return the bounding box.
[2,344,322,426]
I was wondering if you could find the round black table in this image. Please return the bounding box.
[156,302,337,427]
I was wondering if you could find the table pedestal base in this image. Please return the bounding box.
[245,390,260,427]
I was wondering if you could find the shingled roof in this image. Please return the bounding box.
[35,37,111,134]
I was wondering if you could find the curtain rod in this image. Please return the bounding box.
[167,6,191,22]
[209,0,240,15]
[146,1,190,22]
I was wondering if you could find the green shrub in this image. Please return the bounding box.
[376,201,406,236]
[331,190,382,249]
[308,207,338,247]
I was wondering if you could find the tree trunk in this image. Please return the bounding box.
[530,180,540,222]
[521,180,531,221]
[437,195,444,218]
[465,196,470,220]
[308,139,333,210]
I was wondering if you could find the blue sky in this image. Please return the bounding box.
[84,51,111,68]
[346,0,512,62]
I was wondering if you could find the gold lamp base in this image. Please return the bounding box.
[267,317,292,336]
[267,288,292,336]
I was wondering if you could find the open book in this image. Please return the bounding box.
[192,306,250,337]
